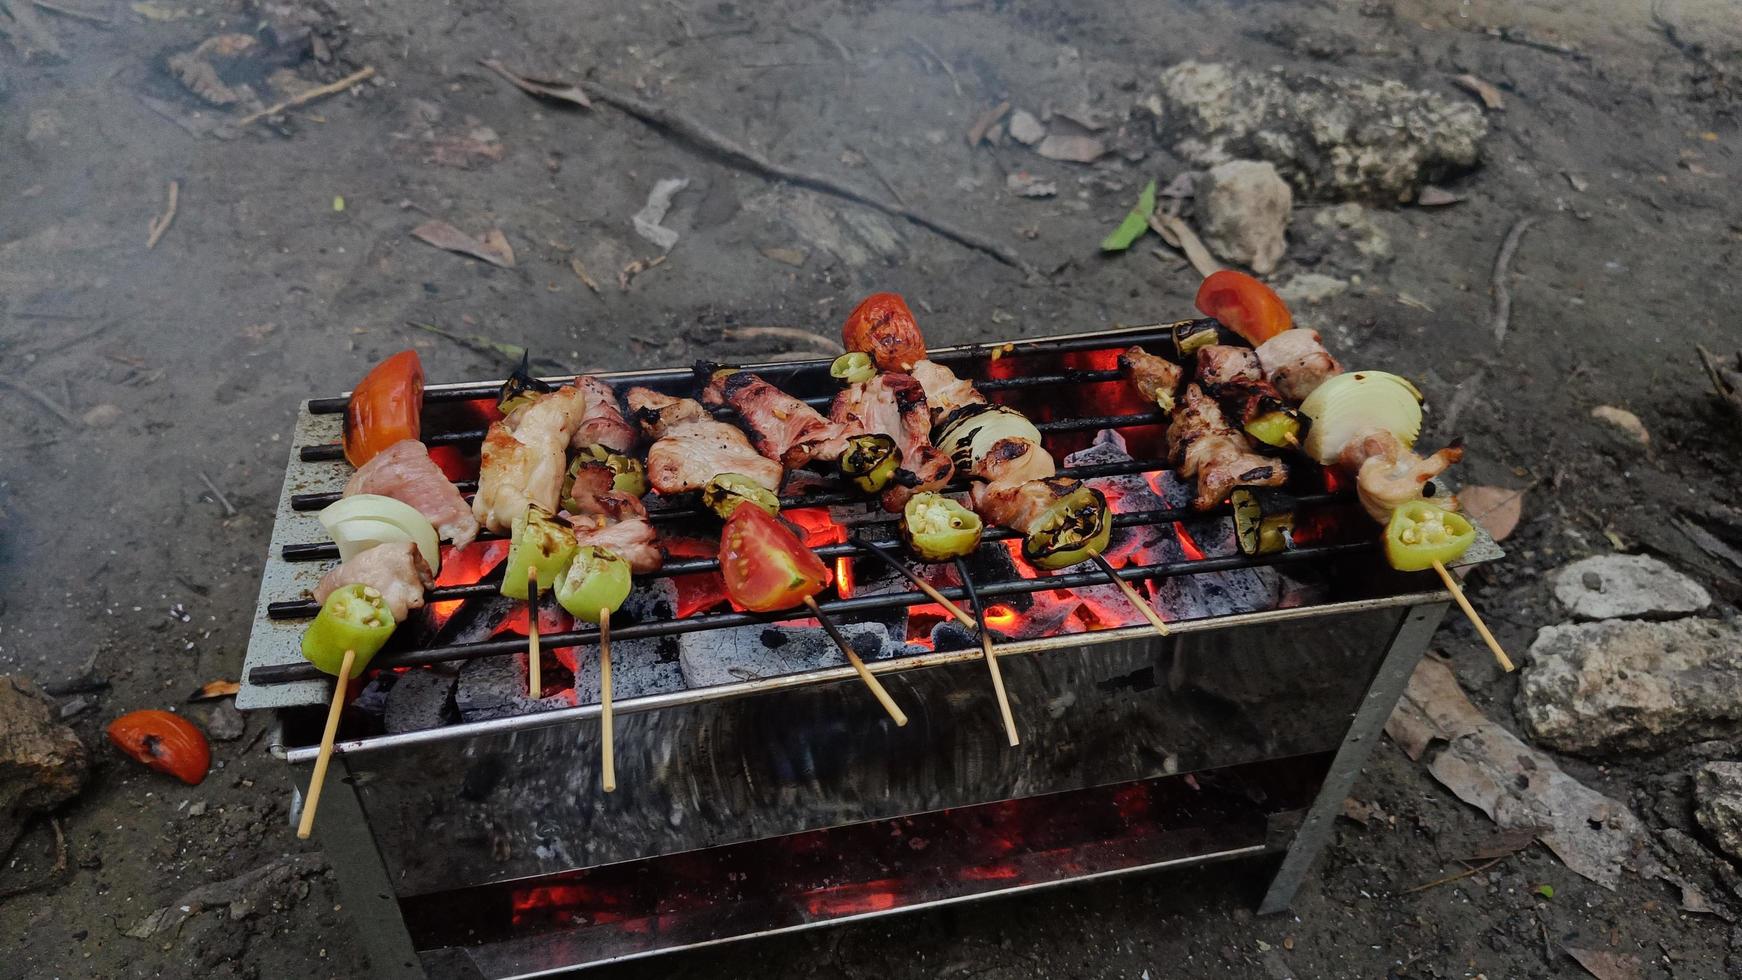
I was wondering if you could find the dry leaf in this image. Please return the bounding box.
[1341,797,1388,826]
[1591,405,1649,447]
[758,246,807,267]
[568,257,601,294]
[1565,948,1642,980]
[1457,485,1525,542]
[1035,132,1106,163]
[1416,185,1462,207]
[426,128,505,169]
[411,220,516,268]
[1148,212,1222,278]
[479,59,590,109]
[1467,827,1540,860]
[618,254,666,290]
[187,679,241,702]
[1453,73,1505,110]
[965,100,1010,146]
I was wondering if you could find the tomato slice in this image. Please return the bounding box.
[1194,270,1293,346]
[343,350,424,467]
[842,292,927,373]
[718,505,832,613]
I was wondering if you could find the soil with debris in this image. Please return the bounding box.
[3,0,1741,977]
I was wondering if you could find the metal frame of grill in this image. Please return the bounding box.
[238,323,1498,980]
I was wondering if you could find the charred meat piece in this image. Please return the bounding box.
[1194,345,1262,389]
[828,372,954,510]
[909,359,985,424]
[569,376,636,453]
[720,372,847,469]
[1255,329,1343,402]
[1166,385,1287,510]
[1118,345,1184,411]
[313,541,434,622]
[344,439,479,548]
[626,387,784,495]
[568,512,662,574]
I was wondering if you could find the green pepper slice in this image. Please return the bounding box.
[1172,318,1218,358]
[1385,501,1476,572]
[1021,482,1113,570]
[1230,487,1295,556]
[501,507,578,599]
[829,352,876,385]
[702,473,780,519]
[1243,408,1302,449]
[497,354,557,416]
[840,433,901,493]
[554,546,633,624]
[902,492,983,561]
[564,448,648,506]
[301,584,396,677]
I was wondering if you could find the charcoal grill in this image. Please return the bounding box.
[237,323,1499,979]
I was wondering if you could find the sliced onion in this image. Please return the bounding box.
[935,405,1043,471]
[320,494,441,570]
[1299,371,1423,465]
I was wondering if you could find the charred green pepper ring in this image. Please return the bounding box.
[554,546,633,623]
[501,506,578,599]
[1021,482,1113,570]
[1172,318,1218,359]
[497,355,557,416]
[301,584,396,677]
[829,352,875,385]
[840,433,901,494]
[1243,407,1303,449]
[702,473,780,519]
[1385,501,1476,572]
[1230,487,1295,557]
[568,446,648,500]
[902,492,983,562]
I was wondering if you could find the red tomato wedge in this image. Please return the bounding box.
[842,292,927,373]
[1194,270,1293,346]
[718,505,832,613]
[343,350,424,467]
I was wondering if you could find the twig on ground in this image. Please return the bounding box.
[568,257,602,295]
[1695,345,1742,423]
[1148,211,1222,278]
[234,66,375,127]
[1401,854,1509,894]
[1488,215,1537,345]
[0,376,82,427]
[198,470,237,517]
[146,179,179,249]
[907,34,962,96]
[32,0,108,24]
[1537,913,1554,966]
[721,326,845,354]
[846,142,909,208]
[790,25,851,87]
[0,818,70,900]
[583,83,1037,277]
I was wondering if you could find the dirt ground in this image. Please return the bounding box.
[3,0,1740,976]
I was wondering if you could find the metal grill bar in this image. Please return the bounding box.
[299,323,1204,414]
[247,539,1371,684]
[279,455,1182,558]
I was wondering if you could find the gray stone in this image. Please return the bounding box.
[205,700,247,742]
[1552,554,1711,620]
[1007,109,1045,145]
[0,675,88,855]
[1696,762,1742,863]
[1156,61,1487,203]
[1195,160,1291,274]
[1519,618,1742,755]
[1275,273,1348,307]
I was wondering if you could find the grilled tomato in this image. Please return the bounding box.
[718,504,832,612]
[1195,270,1293,346]
[343,350,424,467]
[107,710,211,785]
[842,292,926,372]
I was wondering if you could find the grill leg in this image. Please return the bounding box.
[313,757,427,980]
[1257,600,1449,915]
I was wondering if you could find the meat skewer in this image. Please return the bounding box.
[626,387,784,495]
[344,439,480,548]
[474,369,636,534]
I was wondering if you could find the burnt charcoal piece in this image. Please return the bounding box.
[384,669,459,734]
[454,655,574,723]
[679,620,903,689]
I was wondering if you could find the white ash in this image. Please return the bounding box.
[679,620,905,689]
[563,578,686,705]
[455,654,577,723]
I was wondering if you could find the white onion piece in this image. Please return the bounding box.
[936,406,1042,468]
[320,494,442,571]
[1299,371,1423,465]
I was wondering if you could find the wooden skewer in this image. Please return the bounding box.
[804,595,908,726]
[1092,553,1170,637]
[951,556,1018,747]
[853,537,975,628]
[599,607,617,793]
[527,568,542,698]
[296,648,355,840]
[1433,560,1515,673]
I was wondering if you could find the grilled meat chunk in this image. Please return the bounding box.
[626,387,784,494]
[1194,345,1262,389]
[344,439,479,548]
[313,541,433,622]
[1254,329,1343,401]
[568,512,662,574]
[569,376,636,453]
[1166,384,1287,510]
[828,372,954,510]
[909,359,985,424]
[474,380,626,534]
[1118,346,1184,409]
[720,372,846,469]
[1337,428,1465,522]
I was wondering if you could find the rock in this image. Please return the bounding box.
[1519,618,1742,755]
[1312,203,1391,261]
[1591,405,1650,448]
[1552,554,1711,620]
[1156,61,1487,203]
[205,700,247,742]
[1007,109,1045,145]
[0,675,89,854]
[1275,273,1348,306]
[1696,762,1742,863]
[1195,160,1291,274]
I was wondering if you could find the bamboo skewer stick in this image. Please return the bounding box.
[527,569,542,698]
[955,557,1019,747]
[853,537,975,628]
[235,66,377,127]
[599,607,617,793]
[1433,560,1515,673]
[297,648,354,840]
[1092,554,1171,637]
[804,595,908,726]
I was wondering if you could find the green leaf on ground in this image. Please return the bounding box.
[1100,179,1157,252]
